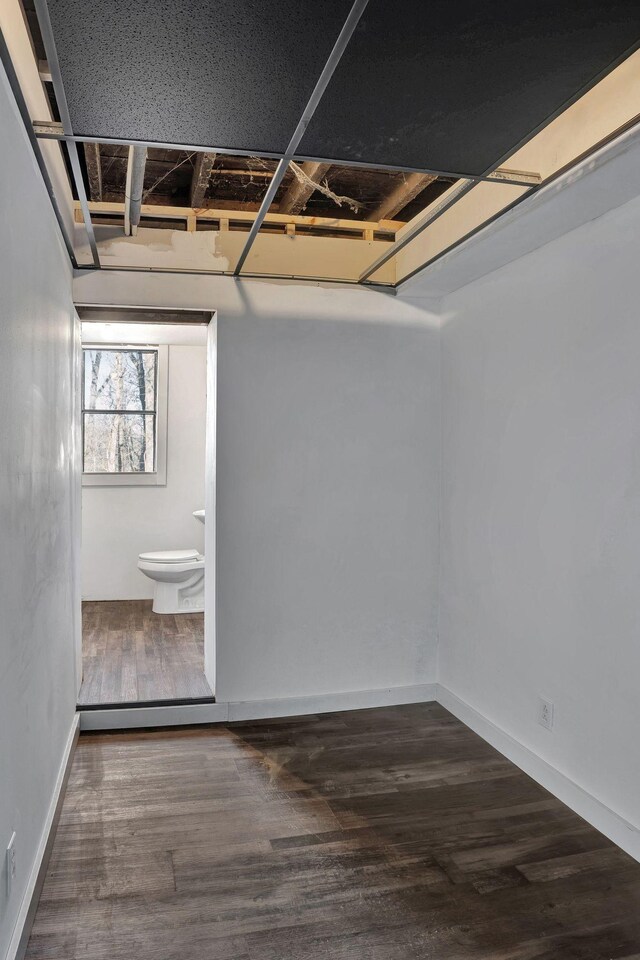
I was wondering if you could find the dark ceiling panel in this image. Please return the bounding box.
[298,0,640,175]
[46,0,351,152]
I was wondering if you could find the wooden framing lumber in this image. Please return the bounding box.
[75,201,402,238]
[368,173,437,221]
[83,142,103,202]
[189,152,216,207]
[279,161,332,215]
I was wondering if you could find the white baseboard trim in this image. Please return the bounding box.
[437,684,640,863]
[226,683,438,722]
[6,714,80,960]
[79,682,438,730]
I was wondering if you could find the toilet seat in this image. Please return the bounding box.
[138,549,205,614]
[139,548,199,564]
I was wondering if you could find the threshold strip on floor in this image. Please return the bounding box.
[77,695,216,711]
[78,698,227,731]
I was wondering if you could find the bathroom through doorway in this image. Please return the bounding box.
[75,306,217,718]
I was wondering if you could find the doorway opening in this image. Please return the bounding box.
[75,306,216,711]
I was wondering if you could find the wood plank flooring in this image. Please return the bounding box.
[77,600,212,705]
[27,704,640,959]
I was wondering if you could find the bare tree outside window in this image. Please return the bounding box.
[82,348,158,473]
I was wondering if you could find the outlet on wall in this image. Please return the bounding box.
[6,832,16,898]
[537,696,554,730]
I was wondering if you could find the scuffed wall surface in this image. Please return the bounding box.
[0,66,78,956]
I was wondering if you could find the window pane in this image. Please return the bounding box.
[84,349,157,411]
[84,413,155,473]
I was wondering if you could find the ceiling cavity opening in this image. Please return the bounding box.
[9,0,640,286]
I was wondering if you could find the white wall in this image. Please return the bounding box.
[215,309,438,703]
[81,323,208,600]
[0,65,78,958]
[73,273,441,703]
[439,190,640,830]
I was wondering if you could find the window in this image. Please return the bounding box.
[82,345,168,485]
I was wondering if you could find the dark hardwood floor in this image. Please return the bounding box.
[77,600,213,705]
[27,704,640,959]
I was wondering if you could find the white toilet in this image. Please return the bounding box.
[138,511,205,615]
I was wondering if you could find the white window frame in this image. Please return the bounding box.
[82,343,168,487]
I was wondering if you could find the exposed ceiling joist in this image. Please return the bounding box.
[190,152,217,208]
[368,172,437,221]
[279,161,332,215]
[84,142,102,201]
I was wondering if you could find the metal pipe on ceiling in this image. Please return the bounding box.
[124,145,148,236]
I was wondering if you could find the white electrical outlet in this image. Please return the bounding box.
[538,696,554,730]
[6,833,16,898]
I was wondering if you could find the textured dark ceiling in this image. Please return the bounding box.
[46,0,640,175]
[46,0,351,153]
[299,0,640,174]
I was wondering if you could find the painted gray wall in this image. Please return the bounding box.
[439,190,640,829]
[0,66,78,956]
[73,272,442,704]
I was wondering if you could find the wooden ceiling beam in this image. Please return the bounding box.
[279,161,332,215]
[190,152,217,207]
[83,142,103,202]
[368,172,437,221]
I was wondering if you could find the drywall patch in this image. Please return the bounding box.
[94,227,233,271]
